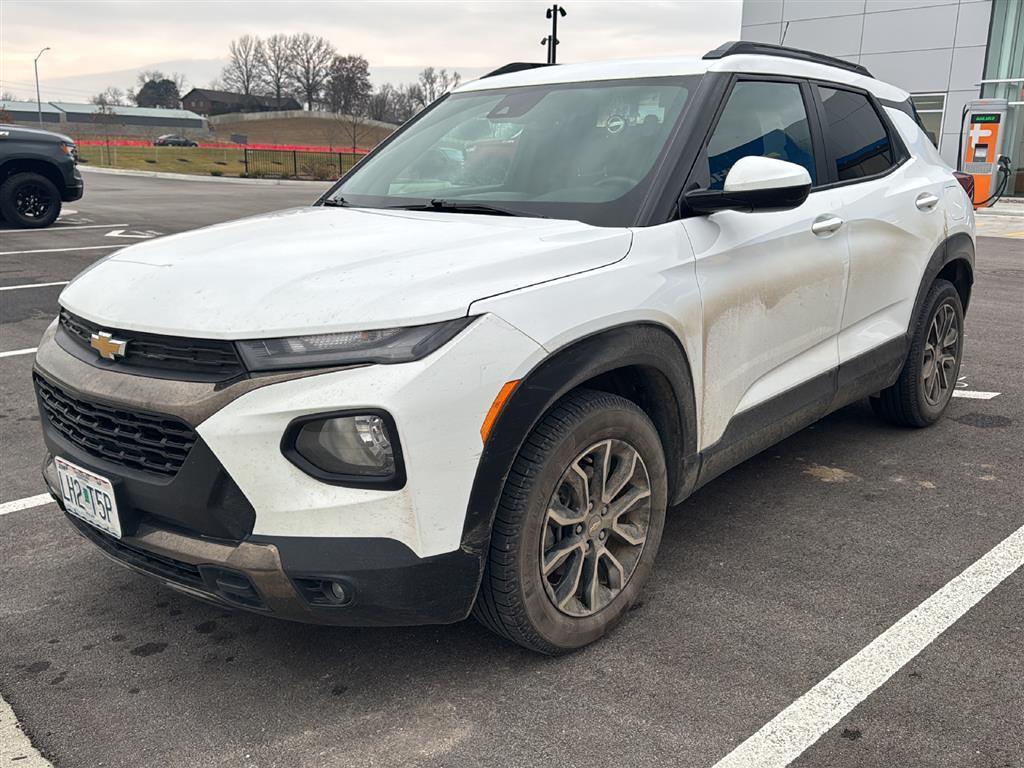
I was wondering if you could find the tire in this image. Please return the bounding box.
[871,279,964,427]
[472,388,668,654]
[0,172,61,228]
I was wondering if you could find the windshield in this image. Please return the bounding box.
[325,76,698,226]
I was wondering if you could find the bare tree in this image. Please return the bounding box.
[343,112,375,155]
[366,84,395,122]
[221,35,266,96]
[262,33,295,103]
[416,67,461,106]
[289,33,335,110]
[1,90,17,102]
[91,87,126,107]
[92,102,120,164]
[367,83,419,124]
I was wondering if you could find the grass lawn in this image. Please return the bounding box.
[76,145,360,179]
[78,145,248,176]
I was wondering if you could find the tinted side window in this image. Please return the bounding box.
[707,80,816,190]
[819,87,894,181]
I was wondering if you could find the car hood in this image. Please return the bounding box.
[60,206,631,338]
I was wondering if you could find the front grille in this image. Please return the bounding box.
[59,309,245,381]
[35,374,197,477]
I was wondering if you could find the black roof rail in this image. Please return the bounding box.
[703,41,873,78]
[481,62,553,79]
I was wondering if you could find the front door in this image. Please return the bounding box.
[681,78,850,452]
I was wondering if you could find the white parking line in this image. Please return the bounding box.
[0,281,69,292]
[0,696,53,767]
[0,348,37,359]
[0,245,120,256]
[4,223,127,233]
[952,390,1002,400]
[0,494,53,517]
[711,522,1024,768]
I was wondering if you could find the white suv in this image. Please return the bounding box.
[36,43,976,654]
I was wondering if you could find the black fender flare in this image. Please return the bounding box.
[460,322,699,561]
[910,232,975,325]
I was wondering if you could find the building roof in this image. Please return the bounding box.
[48,102,204,120]
[0,100,62,114]
[182,88,300,108]
[458,52,909,102]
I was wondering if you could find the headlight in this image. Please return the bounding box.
[283,411,405,488]
[237,317,474,372]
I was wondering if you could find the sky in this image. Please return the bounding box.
[1,0,742,103]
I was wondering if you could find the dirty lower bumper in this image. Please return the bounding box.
[44,460,482,627]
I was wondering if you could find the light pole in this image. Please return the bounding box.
[541,5,567,64]
[34,47,50,125]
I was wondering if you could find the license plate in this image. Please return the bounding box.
[55,457,121,539]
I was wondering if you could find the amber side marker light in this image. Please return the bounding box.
[481,380,520,442]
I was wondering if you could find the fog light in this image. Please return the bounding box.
[294,414,395,477]
[328,581,347,602]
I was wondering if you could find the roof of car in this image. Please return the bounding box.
[456,51,908,102]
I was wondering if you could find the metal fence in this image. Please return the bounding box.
[243,149,362,180]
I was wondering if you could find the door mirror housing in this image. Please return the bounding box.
[684,156,812,214]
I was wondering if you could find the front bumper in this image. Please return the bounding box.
[33,313,545,625]
[61,165,84,202]
[44,457,481,625]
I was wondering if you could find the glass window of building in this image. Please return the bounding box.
[910,94,945,147]
[982,0,1024,197]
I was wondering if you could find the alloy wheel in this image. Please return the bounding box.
[921,302,960,406]
[14,182,53,220]
[540,439,652,618]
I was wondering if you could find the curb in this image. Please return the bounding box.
[78,165,333,187]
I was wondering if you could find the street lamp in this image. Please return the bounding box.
[34,46,50,125]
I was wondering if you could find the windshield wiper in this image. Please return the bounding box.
[321,196,350,207]
[389,199,545,218]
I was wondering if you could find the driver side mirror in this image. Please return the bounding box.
[684,156,812,214]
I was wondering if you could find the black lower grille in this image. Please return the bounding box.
[35,374,197,477]
[69,516,267,610]
[59,309,245,381]
[70,515,204,586]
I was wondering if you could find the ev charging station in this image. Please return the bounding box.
[960,98,1013,208]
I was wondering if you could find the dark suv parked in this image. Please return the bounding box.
[0,124,84,228]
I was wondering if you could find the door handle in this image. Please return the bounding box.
[811,215,844,236]
[916,193,940,211]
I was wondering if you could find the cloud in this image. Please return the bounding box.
[1,0,741,99]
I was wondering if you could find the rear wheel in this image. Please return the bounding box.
[0,172,62,228]
[473,389,667,654]
[871,279,964,427]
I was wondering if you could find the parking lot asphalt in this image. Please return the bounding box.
[0,172,1021,768]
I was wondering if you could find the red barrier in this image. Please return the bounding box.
[74,139,370,154]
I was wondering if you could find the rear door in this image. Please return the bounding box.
[812,84,949,367]
[682,76,851,451]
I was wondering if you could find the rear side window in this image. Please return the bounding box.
[706,80,816,189]
[818,87,894,181]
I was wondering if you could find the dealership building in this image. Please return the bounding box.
[741,0,1023,197]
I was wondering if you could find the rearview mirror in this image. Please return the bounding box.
[684,156,812,214]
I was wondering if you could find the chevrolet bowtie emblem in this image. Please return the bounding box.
[90,331,128,360]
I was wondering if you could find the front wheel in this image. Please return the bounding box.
[0,172,62,228]
[871,279,964,427]
[473,389,667,654]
